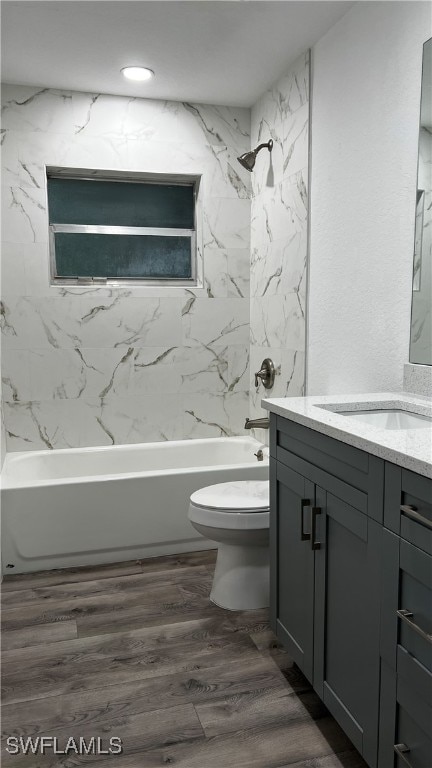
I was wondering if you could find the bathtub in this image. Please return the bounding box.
[1,437,269,574]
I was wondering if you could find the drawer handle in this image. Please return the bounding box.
[400,504,432,531]
[397,609,432,644]
[394,743,414,767]
[301,499,311,541]
[311,507,321,550]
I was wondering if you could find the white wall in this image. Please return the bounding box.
[308,1,432,395]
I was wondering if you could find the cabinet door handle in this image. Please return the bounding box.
[397,609,432,644]
[394,743,414,767]
[311,507,321,550]
[400,504,432,531]
[301,499,311,540]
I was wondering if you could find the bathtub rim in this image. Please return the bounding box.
[1,436,269,490]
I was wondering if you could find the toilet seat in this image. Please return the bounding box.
[189,480,269,530]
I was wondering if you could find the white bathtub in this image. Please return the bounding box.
[1,437,269,574]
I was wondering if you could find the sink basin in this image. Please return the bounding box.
[338,409,432,430]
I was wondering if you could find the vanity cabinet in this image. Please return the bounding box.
[270,414,382,766]
[269,413,432,768]
[379,467,432,768]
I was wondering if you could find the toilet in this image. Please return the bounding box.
[188,480,269,611]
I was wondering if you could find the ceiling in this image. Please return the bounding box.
[1,1,353,107]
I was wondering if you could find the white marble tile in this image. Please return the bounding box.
[251,169,308,247]
[252,52,309,139]
[250,228,307,300]
[1,185,48,243]
[203,198,250,250]
[183,391,249,438]
[250,294,305,350]
[1,350,32,403]
[182,297,249,347]
[79,297,184,348]
[93,394,184,445]
[2,297,182,351]
[202,250,228,298]
[1,130,21,187]
[28,346,183,401]
[177,103,250,152]
[251,74,309,195]
[227,345,250,393]
[1,296,81,350]
[1,242,27,296]
[175,343,249,394]
[226,250,250,298]
[28,348,89,400]
[1,86,75,134]
[3,399,99,451]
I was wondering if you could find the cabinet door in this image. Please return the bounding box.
[313,490,382,768]
[379,659,432,768]
[270,460,315,682]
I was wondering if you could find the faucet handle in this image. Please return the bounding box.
[254,369,265,387]
[254,358,275,390]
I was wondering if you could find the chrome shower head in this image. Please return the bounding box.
[237,139,273,172]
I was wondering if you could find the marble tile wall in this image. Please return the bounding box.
[1,85,252,449]
[249,52,309,428]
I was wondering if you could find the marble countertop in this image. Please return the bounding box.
[262,392,432,478]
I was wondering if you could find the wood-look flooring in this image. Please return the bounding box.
[1,550,368,768]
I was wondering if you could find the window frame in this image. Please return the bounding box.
[46,167,200,287]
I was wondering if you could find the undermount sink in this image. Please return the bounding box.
[338,409,432,430]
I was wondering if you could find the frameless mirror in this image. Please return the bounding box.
[410,38,432,365]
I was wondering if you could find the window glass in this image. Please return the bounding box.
[47,171,197,284]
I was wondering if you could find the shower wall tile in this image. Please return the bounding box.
[183,391,249,439]
[1,85,251,450]
[249,51,309,429]
[181,297,249,347]
[3,389,251,451]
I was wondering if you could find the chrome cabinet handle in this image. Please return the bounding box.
[311,507,321,550]
[400,504,432,531]
[397,609,432,644]
[394,743,414,767]
[301,499,311,541]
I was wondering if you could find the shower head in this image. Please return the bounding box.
[237,139,273,172]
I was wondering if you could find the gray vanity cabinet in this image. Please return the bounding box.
[379,509,432,767]
[313,491,382,767]
[269,411,432,768]
[270,461,315,681]
[270,413,383,767]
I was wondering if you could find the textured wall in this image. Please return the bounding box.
[249,52,309,426]
[308,1,431,396]
[1,86,251,449]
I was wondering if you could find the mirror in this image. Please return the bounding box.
[410,38,432,365]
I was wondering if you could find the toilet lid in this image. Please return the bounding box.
[190,480,269,511]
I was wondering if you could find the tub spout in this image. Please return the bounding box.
[244,417,270,430]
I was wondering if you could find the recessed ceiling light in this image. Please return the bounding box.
[121,66,154,82]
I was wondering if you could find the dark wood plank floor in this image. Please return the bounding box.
[1,550,368,768]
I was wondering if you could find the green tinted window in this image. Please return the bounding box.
[47,171,197,283]
[54,232,192,279]
[47,178,195,229]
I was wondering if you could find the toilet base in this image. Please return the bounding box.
[210,542,269,611]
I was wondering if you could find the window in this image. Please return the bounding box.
[47,169,198,285]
